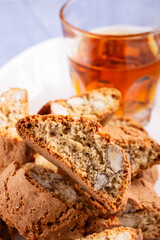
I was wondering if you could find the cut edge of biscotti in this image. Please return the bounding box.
[75,227,143,240]
[119,178,160,240]
[16,114,131,215]
[38,87,121,122]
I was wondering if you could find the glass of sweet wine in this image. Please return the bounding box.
[60,0,160,124]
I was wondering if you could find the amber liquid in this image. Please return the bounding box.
[68,25,160,122]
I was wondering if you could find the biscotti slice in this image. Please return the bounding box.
[38,87,121,121]
[76,227,143,240]
[0,162,120,240]
[16,115,130,214]
[119,178,160,240]
[102,115,146,132]
[103,124,160,177]
[0,88,34,173]
[135,165,159,185]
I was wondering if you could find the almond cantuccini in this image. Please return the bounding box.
[0,88,34,173]
[103,121,160,177]
[38,87,121,122]
[16,115,131,214]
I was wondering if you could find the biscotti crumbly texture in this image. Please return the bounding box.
[0,162,120,240]
[103,124,160,177]
[136,165,159,185]
[119,178,160,240]
[38,87,121,121]
[16,115,131,214]
[76,227,143,240]
[102,115,146,132]
[0,88,34,173]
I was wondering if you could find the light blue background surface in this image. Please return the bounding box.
[1,0,160,69]
[0,0,66,68]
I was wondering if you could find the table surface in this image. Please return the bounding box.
[0,0,66,68]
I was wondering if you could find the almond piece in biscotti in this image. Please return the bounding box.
[67,97,86,106]
[107,143,124,174]
[16,115,130,215]
[75,227,143,240]
[51,102,69,115]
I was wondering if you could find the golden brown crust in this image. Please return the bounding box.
[16,115,131,215]
[0,162,120,240]
[135,165,159,185]
[119,178,160,240]
[76,227,143,240]
[38,87,121,121]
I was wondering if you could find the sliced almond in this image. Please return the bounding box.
[115,231,132,240]
[51,103,69,115]
[29,171,53,191]
[0,96,6,103]
[13,90,25,101]
[90,99,106,109]
[107,143,124,173]
[94,173,109,191]
[67,97,86,107]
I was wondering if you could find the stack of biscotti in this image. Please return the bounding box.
[0,87,159,239]
[102,115,160,239]
[15,88,159,239]
[0,87,133,240]
[0,88,34,173]
[0,161,123,240]
[15,114,160,239]
[0,88,35,239]
[9,87,136,239]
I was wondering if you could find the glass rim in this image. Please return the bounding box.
[60,0,160,39]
